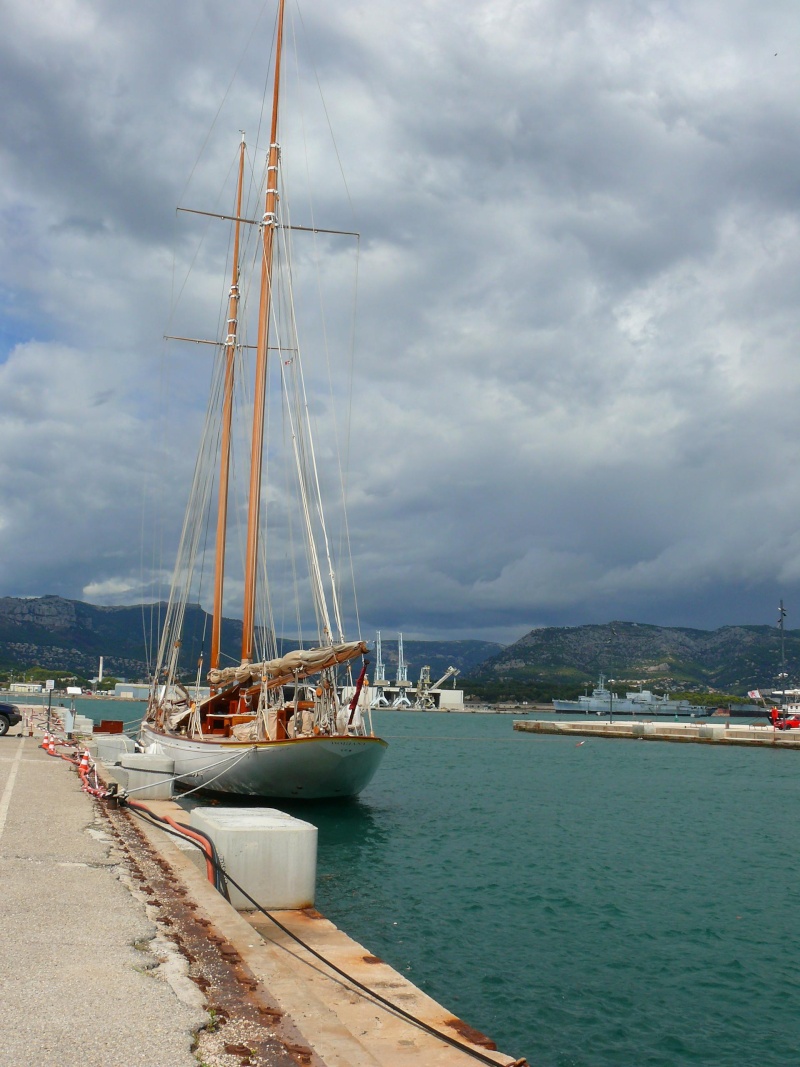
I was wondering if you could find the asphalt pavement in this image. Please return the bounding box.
[0,727,522,1067]
[0,733,205,1067]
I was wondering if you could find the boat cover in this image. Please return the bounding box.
[207,640,367,689]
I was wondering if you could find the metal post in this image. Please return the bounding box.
[778,600,787,707]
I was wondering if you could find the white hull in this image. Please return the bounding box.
[140,723,387,799]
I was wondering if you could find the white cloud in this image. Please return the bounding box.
[83,578,138,600]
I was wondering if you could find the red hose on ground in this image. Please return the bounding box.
[43,742,214,879]
[126,799,217,886]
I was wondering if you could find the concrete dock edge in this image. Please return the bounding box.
[513,718,800,747]
[3,733,526,1067]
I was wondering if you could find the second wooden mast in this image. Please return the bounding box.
[241,0,286,665]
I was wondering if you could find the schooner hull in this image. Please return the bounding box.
[140,723,387,799]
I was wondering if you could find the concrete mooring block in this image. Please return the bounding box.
[119,753,175,799]
[699,724,726,740]
[95,734,137,763]
[632,722,657,737]
[190,807,318,911]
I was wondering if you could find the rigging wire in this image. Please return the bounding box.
[168,748,251,798]
[271,199,334,644]
[285,9,362,640]
[165,149,242,350]
[150,137,249,691]
[338,234,364,641]
[285,399,305,648]
[175,0,277,212]
[292,1,358,226]
[151,6,368,681]
[154,344,230,689]
[287,14,349,642]
[280,196,345,643]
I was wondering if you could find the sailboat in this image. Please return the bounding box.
[140,0,387,798]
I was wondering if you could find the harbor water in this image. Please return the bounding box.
[35,698,800,1065]
[287,709,800,1067]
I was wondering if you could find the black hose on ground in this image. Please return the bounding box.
[121,799,230,900]
[207,853,522,1066]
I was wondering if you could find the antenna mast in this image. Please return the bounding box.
[778,599,788,705]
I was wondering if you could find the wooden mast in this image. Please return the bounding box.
[210,134,247,676]
[241,0,286,663]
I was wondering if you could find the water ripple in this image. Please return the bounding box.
[280,712,800,1066]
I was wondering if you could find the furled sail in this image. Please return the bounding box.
[207,640,367,689]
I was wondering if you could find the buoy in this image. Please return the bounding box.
[576,740,586,746]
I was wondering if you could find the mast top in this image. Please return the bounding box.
[240,0,287,663]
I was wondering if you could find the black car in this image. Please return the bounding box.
[0,702,22,736]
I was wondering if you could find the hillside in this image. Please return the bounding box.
[0,596,503,683]
[2,599,791,697]
[468,620,793,695]
[0,596,240,681]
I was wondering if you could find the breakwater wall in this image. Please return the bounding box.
[513,718,800,748]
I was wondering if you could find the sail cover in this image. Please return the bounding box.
[207,640,367,689]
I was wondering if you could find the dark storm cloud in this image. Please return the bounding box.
[1,0,800,642]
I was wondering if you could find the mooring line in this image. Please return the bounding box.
[0,738,25,841]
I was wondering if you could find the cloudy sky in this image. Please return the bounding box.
[1,0,800,645]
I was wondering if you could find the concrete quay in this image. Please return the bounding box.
[513,717,800,747]
[1,730,525,1067]
[0,735,204,1067]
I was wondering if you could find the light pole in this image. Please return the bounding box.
[608,623,619,723]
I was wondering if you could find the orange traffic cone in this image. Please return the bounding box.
[47,738,56,756]
[41,733,50,750]
[79,751,90,774]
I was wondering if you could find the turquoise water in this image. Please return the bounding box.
[32,698,800,1063]
[277,710,800,1067]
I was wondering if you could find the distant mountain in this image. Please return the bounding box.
[0,595,238,680]
[468,620,793,694]
[9,598,789,696]
[0,596,503,683]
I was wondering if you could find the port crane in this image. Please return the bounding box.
[370,631,390,708]
[415,665,460,709]
[392,633,412,707]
